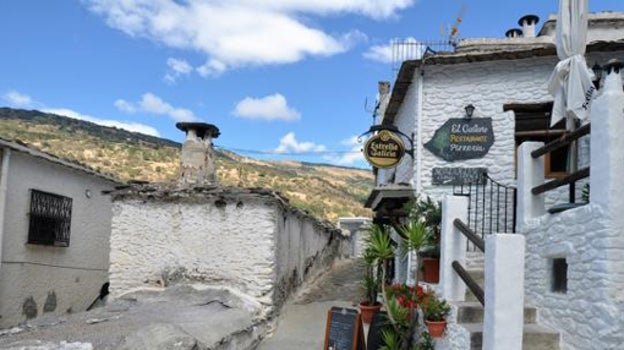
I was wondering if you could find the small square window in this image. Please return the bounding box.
[551,258,567,293]
[28,190,72,247]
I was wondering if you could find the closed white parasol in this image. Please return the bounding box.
[547,0,594,130]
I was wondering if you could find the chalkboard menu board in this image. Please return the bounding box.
[366,311,391,350]
[424,118,494,161]
[324,307,365,350]
[432,167,487,186]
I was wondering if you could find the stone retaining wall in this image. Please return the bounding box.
[108,185,346,316]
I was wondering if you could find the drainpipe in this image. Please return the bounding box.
[415,68,424,193]
[0,148,11,271]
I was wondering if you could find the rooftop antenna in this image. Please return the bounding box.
[440,3,467,46]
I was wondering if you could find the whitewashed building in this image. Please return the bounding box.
[108,123,348,318]
[0,138,118,328]
[366,11,624,350]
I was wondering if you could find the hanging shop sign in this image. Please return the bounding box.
[424,118,494,162]
[363,129,406,168]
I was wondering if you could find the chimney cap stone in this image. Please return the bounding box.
[176,122,220,139]
[518,14,540,26]
[505,28,523,38]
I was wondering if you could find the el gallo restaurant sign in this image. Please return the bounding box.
[363,130,406,168]
[424,118,494,162]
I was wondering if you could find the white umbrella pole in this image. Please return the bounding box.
[567,116,577,203]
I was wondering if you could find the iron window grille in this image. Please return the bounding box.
[28,189,72,246]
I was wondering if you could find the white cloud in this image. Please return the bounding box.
[44,108,160,137]
[232,93,300,121]
[363,37,420,63]
[114,93,198,122]
[114,99,136,113]
[196,59,228,78]
[275,132,326,154]
[83,0,414,74]
[164,57,193,83]
[3,90,33,107]
[323,135,365,165]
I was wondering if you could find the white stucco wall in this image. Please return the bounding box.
[273,207,342,305]
[337,217,371,257]
[390,51,623,205]
[110,190,343,315]
[522,204,624,349]
[519,70,624,350]
[0,151,115,328]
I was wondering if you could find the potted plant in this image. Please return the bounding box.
[422,295,451,338]
[408,197,441,283]
[360,251,382,323]
[398,220,430,285]
[359,224,393,323]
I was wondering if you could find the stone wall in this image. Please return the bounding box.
[109,185,345,315]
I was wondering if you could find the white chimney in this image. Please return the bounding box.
[176,122,220,187]
[505,28,523,39]
[375,81,391,124]
[518,14,540,38]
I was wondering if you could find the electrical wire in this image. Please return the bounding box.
[214,145,362,156]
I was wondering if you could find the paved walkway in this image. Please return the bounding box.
[257,259,365,349]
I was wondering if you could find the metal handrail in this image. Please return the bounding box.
[531,123,591,159]
[454,219,485,252]
[452,261,484,306]
[532,167,590,195]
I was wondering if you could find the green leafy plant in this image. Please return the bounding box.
[361,224,393,305]
[407,197,442,258]
[414,332,435,350]
[398,220,431,285]
[423,295,451,322]
[380,329,402,350]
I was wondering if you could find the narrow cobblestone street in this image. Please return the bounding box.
[257,258,364,349]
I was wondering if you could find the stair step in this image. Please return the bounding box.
[462,323,560,350]
[465,252,485,270]
[455,301,536,324]
[463,269,484,302]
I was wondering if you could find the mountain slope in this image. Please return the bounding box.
[0,108,373,222]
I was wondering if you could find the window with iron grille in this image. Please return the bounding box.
[28,190,72,246]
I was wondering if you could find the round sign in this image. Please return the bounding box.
[363,130,406,168]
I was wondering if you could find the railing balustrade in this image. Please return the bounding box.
[530,123,591,204]
[453,173,516,250]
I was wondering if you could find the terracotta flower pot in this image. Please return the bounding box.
[359,301,382,324]
[425,319,447,338]
[422,257,440,283]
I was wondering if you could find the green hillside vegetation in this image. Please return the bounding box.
[0,108,373,222]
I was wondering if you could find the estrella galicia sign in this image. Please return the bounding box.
[363,130,406,168]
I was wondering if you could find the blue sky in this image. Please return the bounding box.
[2,1,623,168]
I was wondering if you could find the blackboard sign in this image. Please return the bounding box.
[324,307,365,350]
[432,167,487,186]
[424,118,494,161]
[366,311,391,350]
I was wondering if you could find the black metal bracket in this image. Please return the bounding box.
[357,125,415,157]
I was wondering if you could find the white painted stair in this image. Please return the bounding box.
[453,267,561,350]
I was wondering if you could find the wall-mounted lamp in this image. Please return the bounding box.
[464,104,476,119]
